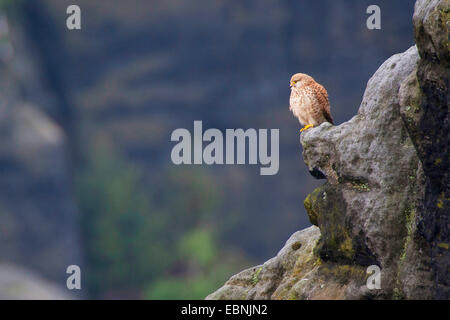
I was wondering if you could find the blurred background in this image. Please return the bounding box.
[0,0,415,299]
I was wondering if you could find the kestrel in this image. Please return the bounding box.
[289,73,334,132]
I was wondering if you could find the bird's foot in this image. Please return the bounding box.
[300,124,314,132]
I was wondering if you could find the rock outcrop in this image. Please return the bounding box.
[0,11,83,286]
[207,0,449,300]
[403,0,449,299]
[0,264,73,300]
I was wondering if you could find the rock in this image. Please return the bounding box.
[0,101,83,285]
[0,264,73,300]
[206,226,324,300]
[413,0,449,65]
[207,226,375,300]
[403,0,450,299]
[0,13,83,286]
[208,0,448,299]
[300,46,427,296]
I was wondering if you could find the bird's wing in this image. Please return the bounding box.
[316,84,334,124]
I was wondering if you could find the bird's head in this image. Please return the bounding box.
[290,73,314,89]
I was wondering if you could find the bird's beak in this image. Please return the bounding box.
[290,82,294,88]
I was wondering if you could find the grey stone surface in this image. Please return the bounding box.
[0,13,83,286]
[208,0,448,299]
[0,264,73,300]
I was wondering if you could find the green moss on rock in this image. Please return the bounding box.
[251,267,263,285]
[303,187,321,226]
[304,184,359,263]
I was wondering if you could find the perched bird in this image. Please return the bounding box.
[289,73,334,132]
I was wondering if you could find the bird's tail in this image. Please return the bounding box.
[325,113,334,125]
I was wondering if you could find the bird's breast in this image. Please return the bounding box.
[289,90,314,126]
[290,91,311,112]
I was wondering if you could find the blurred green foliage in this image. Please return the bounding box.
[178,229,216,267]
[75,144,250,299]
[145,263,241,300]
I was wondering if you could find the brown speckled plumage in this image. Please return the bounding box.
[289,73,334,127]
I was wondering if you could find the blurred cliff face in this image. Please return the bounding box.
[0,0,415,298]
[0,6,82,298]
